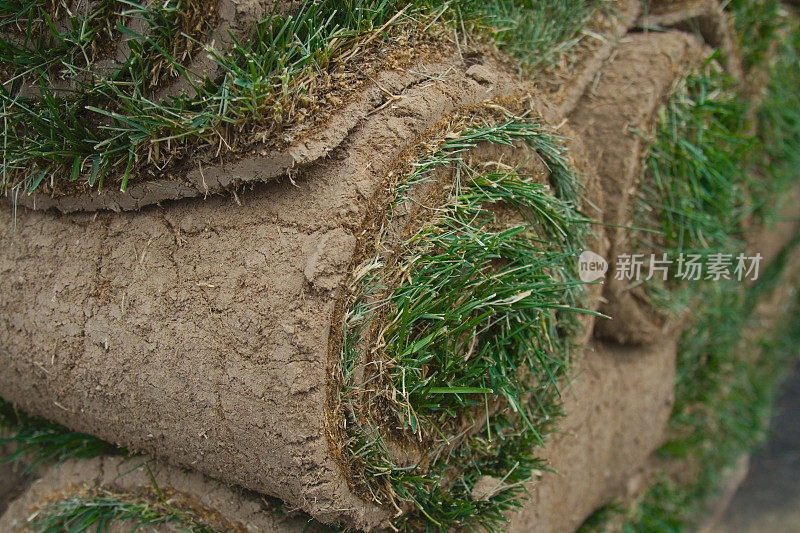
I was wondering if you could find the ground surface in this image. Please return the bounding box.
[713,359,800,533]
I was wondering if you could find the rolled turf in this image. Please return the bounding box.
[0,46,607,527]
[6,0,784,531]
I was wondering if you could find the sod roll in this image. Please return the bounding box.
[4,0,638,213]
[570,31,705,345]
[0,45,611,528]
[0,454,320,532]
[509,337,679,532]
[0,335,679,533]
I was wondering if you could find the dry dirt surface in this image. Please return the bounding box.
[509,337,679,531]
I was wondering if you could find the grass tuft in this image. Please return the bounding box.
[725,0,783,71]
[438,0,613,73]
[30,489,217,533]
[0,399,120,473]
[749,26,800,222]
[635,53,755,256]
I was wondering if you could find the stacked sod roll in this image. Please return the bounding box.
[0,0,640,528]
[0,0,623,210]
[2,0,799,531]
[580,1,800,530]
